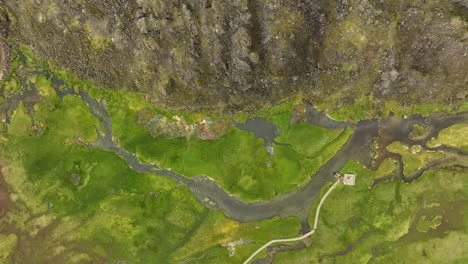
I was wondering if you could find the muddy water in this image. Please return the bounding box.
[179,114,467,223]
[79,84,380,222]
[372,112,468,186]
[187,119,378,223]
[232,117,280,146]
[1,58,465,264]
[37,70,468,224]
[305,104,352,130]
[233,104,352,146]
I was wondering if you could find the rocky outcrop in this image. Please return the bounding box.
[135,108,228,139]
[0,0,466,112]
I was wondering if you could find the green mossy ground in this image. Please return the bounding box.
[387,142,443,175]
[270,114,467,263]
[0,65,301,262]
[369,158,397,185]
[274,161,467,264]
[182,122,352,201]
[0,47,312,262]
[427,123,468,150]
[0,46,466,263]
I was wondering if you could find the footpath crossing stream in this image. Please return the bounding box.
[243,179,342,264]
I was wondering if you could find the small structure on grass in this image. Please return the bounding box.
[342,174,356,185]
[334,173,356,186]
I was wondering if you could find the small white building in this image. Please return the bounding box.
[342,174,356,185]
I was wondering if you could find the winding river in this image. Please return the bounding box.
[45,71,468,225]
[0,50,463,264]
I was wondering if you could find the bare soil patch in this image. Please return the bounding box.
[0,39,8,80]
[0,163,12,218]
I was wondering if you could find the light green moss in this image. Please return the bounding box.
[409,124,427,140]
[416,215,442,232]
[387,142,443,175]
[427,124,468,150]
[8,102,31,136]
[0,233,17,261]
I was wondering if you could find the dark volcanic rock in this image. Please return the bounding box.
[0,0,466,112]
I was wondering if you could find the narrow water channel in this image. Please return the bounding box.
[46,71,468,224]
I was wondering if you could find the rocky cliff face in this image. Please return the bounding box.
[0,0,466,112]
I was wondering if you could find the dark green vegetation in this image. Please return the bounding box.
[0,47,306,263]
[0,45,466,263]
[274,162,468,263]
[386,142,443,175]
[427,123,468,151]
[87,72,352,201]
[269,116,468,264]
[0,10,466,262]
[0,0,466,113]
[181,123,351,201]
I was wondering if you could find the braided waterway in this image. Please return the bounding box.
[0,51,464,264]
[44,72,468,225]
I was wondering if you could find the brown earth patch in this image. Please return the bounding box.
[0,39,8,80]
[291,103,306,124]
[23,93,41,109]
[0,162,12,218]
[195,121,228,140]
[400,196,466,243]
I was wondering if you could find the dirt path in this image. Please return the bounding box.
[243,180,341,264]
[0,40,7,80]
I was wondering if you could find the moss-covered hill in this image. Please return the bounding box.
[0,0,466,112]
